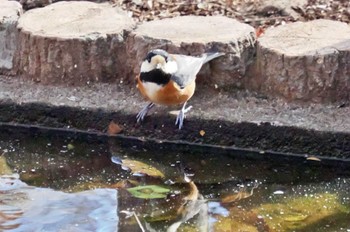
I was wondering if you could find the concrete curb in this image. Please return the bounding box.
[1,100,350,159]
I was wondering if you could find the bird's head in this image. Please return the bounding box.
[140,49,177,74]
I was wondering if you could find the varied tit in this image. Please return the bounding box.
[136,49,224,129]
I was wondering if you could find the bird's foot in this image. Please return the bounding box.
[175,103,192,130]
[136,103,154,123]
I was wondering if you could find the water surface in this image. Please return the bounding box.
[0,130,349,231]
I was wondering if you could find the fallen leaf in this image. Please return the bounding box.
[0,156,13,175]
[306,156,321,162]
[256,27,265,37]
[284,213,308,222]
[108,121,123,135]
[127,185,170,199]
[112,156,165,178]
[222,183,259,203]
[111,179,138,189]
[123,159,164,178]
[221,190,254,203]
[67,143,74,150]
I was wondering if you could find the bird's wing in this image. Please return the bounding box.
[170,54,206,89]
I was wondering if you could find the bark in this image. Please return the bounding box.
[15,1,135,85]
[249,19,350,102]
[0,0,22,74]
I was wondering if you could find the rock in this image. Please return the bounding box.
[249,19,350,103]
[19,0,52,10]
[15,1,135,85]
[255,0,307,19]
[125,15,256,88]
[0,0,22,74]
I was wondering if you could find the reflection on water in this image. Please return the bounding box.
[0,175,117,231]
[0,130,349,231]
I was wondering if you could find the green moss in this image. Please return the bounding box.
[253,193,350,231]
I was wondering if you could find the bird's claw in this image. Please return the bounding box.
[175,105,192,130]
[136,103,154,123]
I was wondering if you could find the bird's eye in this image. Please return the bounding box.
[145,52,155,63]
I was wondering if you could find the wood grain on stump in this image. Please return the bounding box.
[0,0,22,73]
[126,16,256,88]
[15,1,135,85]
[250,19,350,102]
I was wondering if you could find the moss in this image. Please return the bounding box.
[253,193,350,231]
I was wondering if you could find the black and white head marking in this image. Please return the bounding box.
[145,49,169,63]
[140,49,178,74]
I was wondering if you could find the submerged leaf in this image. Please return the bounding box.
[0,156,13,175]
[214,207,269,232]
[120,159,165,178]
[112,179,138,189]
[284,213,308,222]
[222,183,259,203]
[67,144,75,150]
[111,156,165,178]
[127,185,170,199]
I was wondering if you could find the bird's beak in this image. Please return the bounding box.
[156,63,161,69]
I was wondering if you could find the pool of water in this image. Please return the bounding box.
[0,128,349,231]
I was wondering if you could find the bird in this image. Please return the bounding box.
[136,49,224,129]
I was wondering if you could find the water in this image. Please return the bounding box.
[0,128,349,231]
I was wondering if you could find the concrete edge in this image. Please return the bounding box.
[2,120,350,174]
[1,100,349,159]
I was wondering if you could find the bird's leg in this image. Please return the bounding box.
[136,102,155,123]
[175,102,193,130]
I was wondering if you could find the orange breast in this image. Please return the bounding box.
[137,76,196,106]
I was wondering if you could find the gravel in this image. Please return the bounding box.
[18,0,350,30]
[112,0,350,30]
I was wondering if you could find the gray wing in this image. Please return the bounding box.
[170,54,206,89]
[170,52,224,89]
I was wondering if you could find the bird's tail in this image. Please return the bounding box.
[202,52,225,64]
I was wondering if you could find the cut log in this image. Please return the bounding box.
[15,1,135,85]
[0,0,22,74]
[249,19,350,102]
[125,16,256,88]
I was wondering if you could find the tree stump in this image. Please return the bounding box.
[126,16,256,88]
[250,19,350,102]
[15,1,135,85]
[0,0,22,74]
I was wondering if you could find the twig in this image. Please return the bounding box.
[133,212,145,232]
